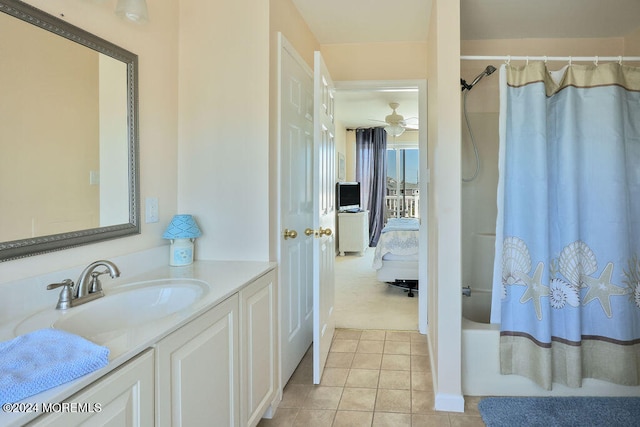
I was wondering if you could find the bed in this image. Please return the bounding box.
[372,218,419,296]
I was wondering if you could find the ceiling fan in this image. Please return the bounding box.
[371,102,418,136]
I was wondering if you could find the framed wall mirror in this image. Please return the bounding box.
[0,0,140,261]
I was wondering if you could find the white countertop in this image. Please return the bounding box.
[0,260,276,427]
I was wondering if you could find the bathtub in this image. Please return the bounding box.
[461,295,640,397]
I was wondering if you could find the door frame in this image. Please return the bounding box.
[334,79,428,334]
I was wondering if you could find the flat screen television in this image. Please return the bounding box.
[336,182,361,212]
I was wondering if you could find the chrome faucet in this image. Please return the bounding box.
[75,260,121,299]
[47,260,120,309]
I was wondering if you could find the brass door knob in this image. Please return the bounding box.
[304,227,333,237]
[319,227,333,237]
[283,229,298,240]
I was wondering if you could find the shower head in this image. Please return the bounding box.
[461,65,497,91]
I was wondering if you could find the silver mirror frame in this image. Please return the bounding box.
[0,0,140,261]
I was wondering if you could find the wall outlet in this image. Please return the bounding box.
[145,197,159,223]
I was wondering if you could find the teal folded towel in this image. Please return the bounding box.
[0,329,109,404]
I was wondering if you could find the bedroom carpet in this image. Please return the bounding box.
[334,248,418,331]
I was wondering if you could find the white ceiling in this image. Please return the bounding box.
[292,0,640,129]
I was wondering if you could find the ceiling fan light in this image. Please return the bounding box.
[116,0,149,23]
[384,124,405,137]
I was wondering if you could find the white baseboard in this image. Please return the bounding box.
[435,393,465,412]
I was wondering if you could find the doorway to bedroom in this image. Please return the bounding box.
[332,81,425,332]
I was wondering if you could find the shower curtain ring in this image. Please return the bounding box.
[569,56,572,66]
[594,56,599,66]
[506,55,511,65]
[619,56,623,65]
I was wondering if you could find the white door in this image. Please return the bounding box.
[278,35,314,384]
[312,51,336,384]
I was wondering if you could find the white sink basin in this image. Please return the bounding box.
[15,279,209,342]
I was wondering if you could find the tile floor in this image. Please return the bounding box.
[258,328,485,427]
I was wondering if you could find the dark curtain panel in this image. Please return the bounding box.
[355,127,387,246]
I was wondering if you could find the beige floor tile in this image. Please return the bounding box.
[411,390,436,414]
[292,409,336,427]
[357,339,385,353]
[411,413,452,427]
[289,363,314,385]
[257,408,299,427]
[378,370,411,390]
[449,414,486,427]
[334,329,363,341]
[381,354,411,371]
[345,369,380,388]
[385,331,412,342]
[361,330,386,341]
[332,410,374,427]
[411,355,431,372]
[280,384,313,408]
[351,352,382,369]
[411,341,430,355]
[383,340,411,355]
[330,339,359,353]
[375,389,412,413]
[338,387,377,411]
[410,331,427,342]
[319,367,349,387]
[412,371,434,392]
[301,386,343,410]
[325,352,354,369]
[372,411,412,427]
[462,396,482,416]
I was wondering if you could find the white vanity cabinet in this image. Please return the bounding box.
[155,294,240,427]
[13,264,279,427]
[240,270,278,427]
[27,349,155,427]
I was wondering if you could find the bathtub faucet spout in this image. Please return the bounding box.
[462,286,471,297]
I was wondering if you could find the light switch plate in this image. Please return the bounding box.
[145,197,159,223]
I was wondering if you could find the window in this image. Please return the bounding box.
[386,143,419,219]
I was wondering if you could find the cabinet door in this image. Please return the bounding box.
[28,349,155,427]
[155,294,239,427]
[240,271,278,427]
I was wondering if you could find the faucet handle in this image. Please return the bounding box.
[89,270,106,293]
[47,279,74,310]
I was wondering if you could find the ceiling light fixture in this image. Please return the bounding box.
[384,124,405,137]
[115,0,149,23]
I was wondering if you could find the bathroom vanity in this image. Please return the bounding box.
[0,261,278,427]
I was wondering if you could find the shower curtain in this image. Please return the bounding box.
[492,61,640,389]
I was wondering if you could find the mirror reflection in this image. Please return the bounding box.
[0,0,139,261]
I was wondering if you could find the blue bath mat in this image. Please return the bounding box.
[478,396,640,427]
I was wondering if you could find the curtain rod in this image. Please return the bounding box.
[460,55,640,63]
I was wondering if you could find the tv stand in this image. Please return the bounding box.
[337,210,369,256]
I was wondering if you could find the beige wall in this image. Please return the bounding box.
[0,0,179,283]
[321,42,427,81]
[178,0,270,261]
[270,0,320,69]
[625,27,640,56]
